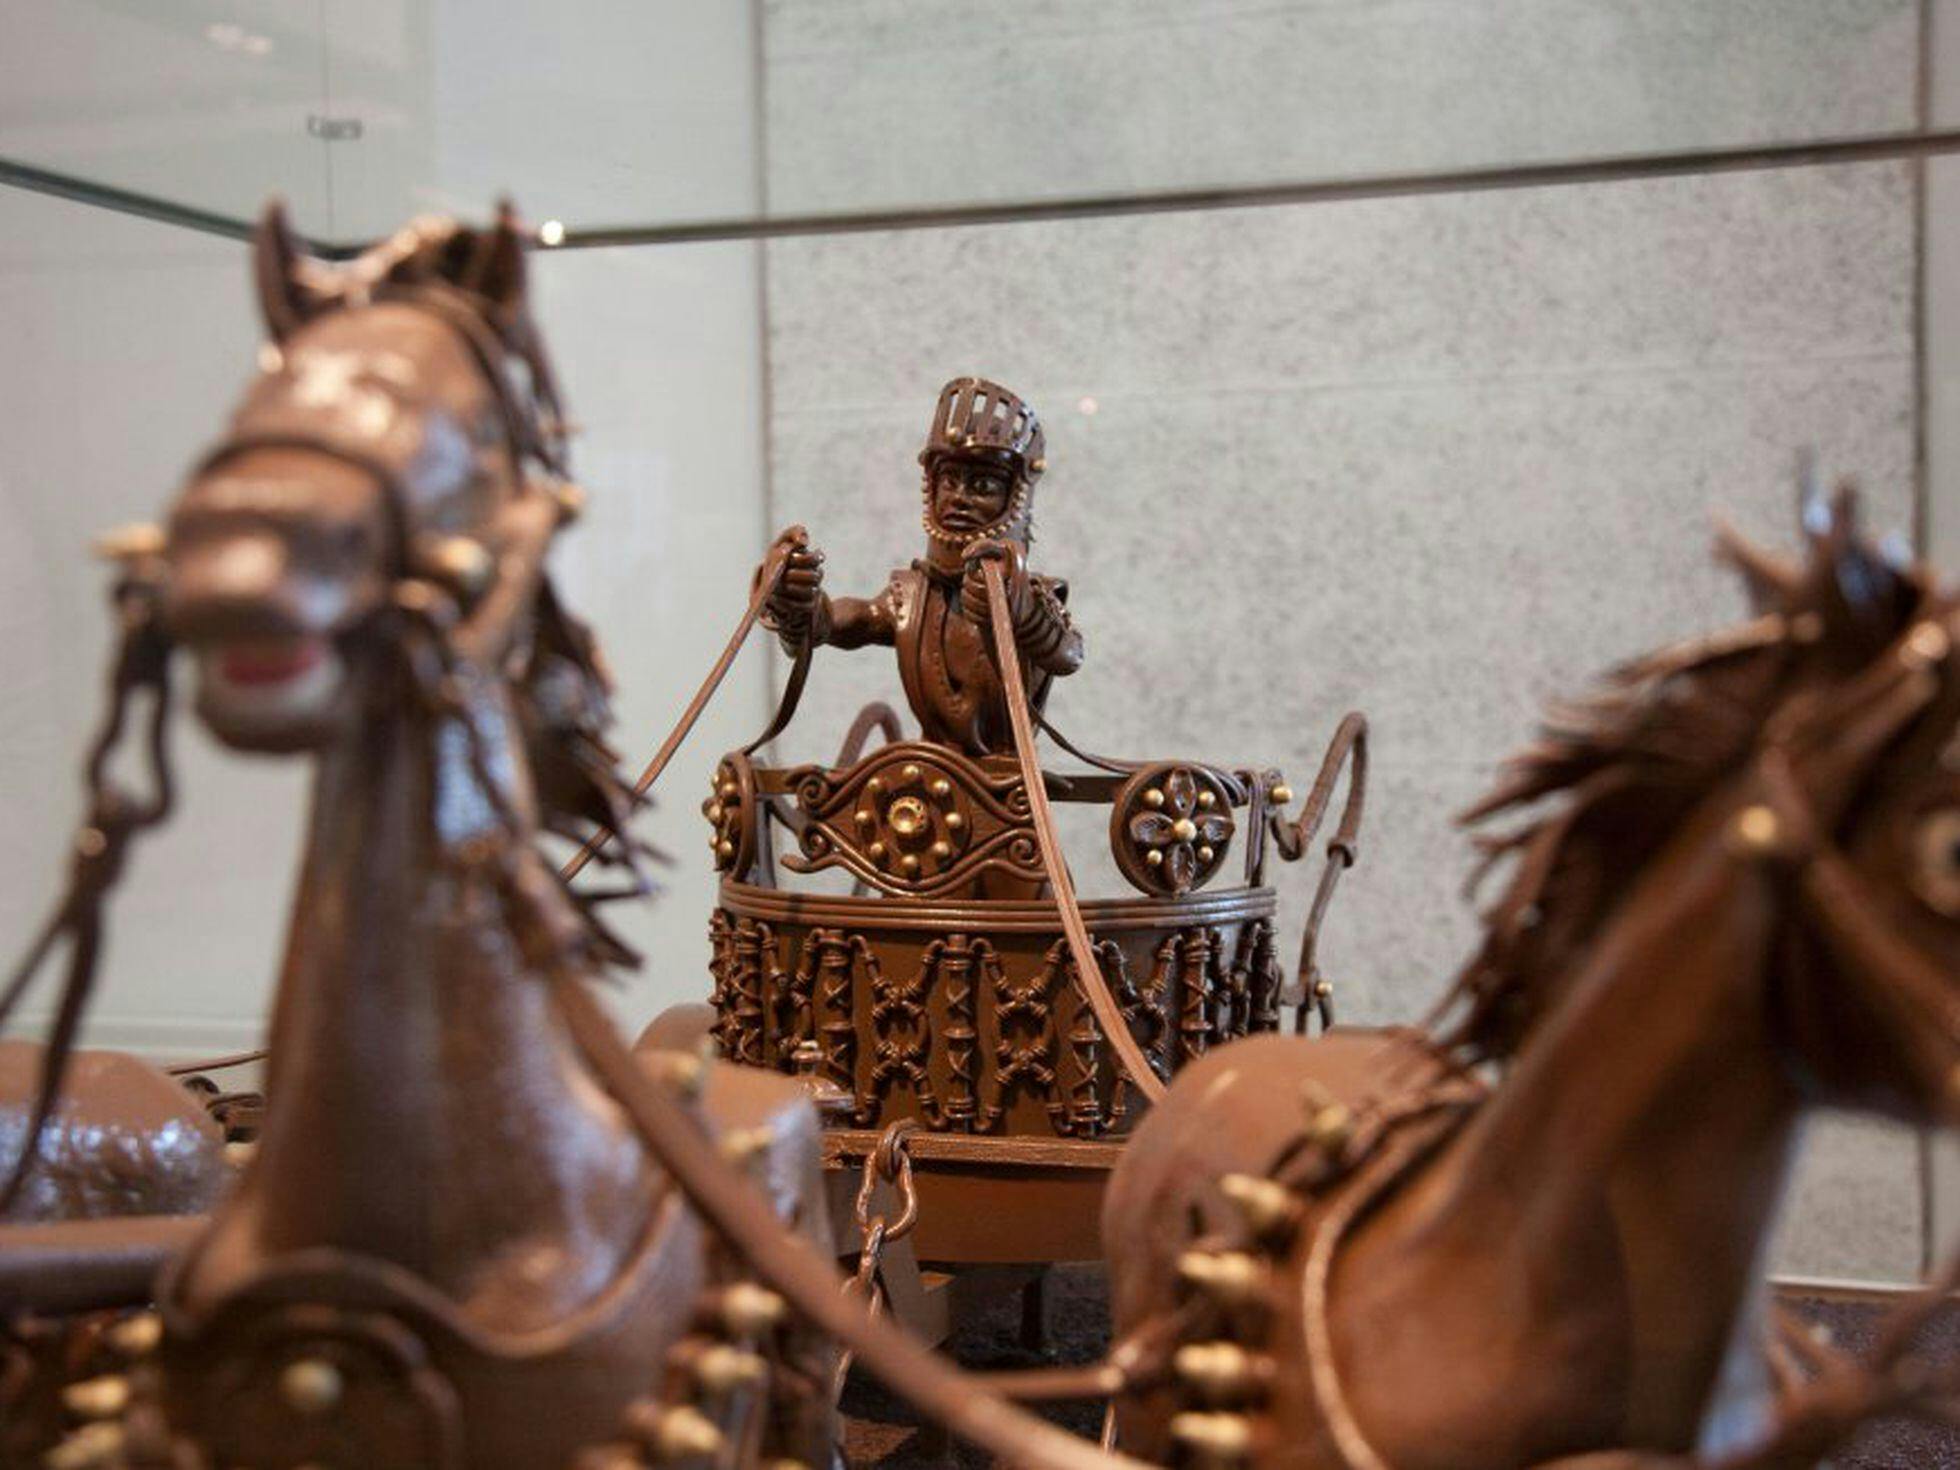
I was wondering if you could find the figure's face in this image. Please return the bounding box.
[929,458,1015,537]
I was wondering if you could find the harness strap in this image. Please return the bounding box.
[977,552,1167,1104]
[1268,712,1370,1032]
[0,574,176,1212]
[1035,712,1144,775]
[562,526,808,881]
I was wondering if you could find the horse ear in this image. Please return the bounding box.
[461,199,528,317]
[252,200,319,341]
[1713,515,1801,613]
[1805,481,1915,656]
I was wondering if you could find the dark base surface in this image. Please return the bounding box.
[840,1273,1960,1468]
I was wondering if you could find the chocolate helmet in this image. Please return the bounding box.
[920,377,1046,481]
[918,377,1046,546]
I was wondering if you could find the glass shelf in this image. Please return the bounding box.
[0,0,1945,248]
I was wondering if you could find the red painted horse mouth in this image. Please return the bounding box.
[215,636,328,688]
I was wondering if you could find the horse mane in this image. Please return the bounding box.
[1438,487,1927,1061]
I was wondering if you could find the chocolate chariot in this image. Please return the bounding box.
[653,376,1370,1267]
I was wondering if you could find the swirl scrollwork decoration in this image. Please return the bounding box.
[781,741,1043,895]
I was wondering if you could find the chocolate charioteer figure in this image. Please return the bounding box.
[762,376,1082,757]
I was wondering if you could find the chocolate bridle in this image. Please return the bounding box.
[0,275,588,1211]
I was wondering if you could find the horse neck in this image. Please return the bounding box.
[243,671,647,1293]
[1376,788,1806,1432]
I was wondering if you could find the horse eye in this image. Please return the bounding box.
[1909,805,1960,917]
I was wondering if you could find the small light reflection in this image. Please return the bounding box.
[538,219,566,247]
[206,22,274,55]
[1077,396,1099,416]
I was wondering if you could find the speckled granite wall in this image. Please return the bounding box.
[758,161,1923,1280]
[762,0,1916,213]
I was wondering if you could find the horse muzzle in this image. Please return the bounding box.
[163,529,379,754]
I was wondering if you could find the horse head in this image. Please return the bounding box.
[1441,487,1960,1123]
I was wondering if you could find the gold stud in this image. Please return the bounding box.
[46,1423,125,1470]
[1146,849,1164,867]
[707,803,725,824]
[1169,1410,1253,1460]
[1313,979,1333,999]
[693,1343,768,1394]
[900,853,921,875]
[61,1375,130,1421]
[1172,818,1198,842]
[92,522,168,565]
[652,1405,726,1461]
[419,535,495,596]
[901,763,923,783]
[1904,620,1952,667]
[931,840,952,859]
[721,782,739,800]
[1198,790,1216,809]
[869,841,887,860]
[106,1311,162,1359]
[1173,1341,1265,1400]
[1729,804,1782,856]
[279,1357,343,1416]
[1198,844,1215,863]
[1270,784,1293,806]
[867,777,884,796]
[945,811,965,831]
[855,807,874,827]
[653,1050,708,1100]
[1219,1173,1299,1238]
[930,778,953,799]
[718,1283,787,1337]
[1177,1250,1267,1302]
[552,481,588,523]
[719,1125,775,1170]
[717,839,735,860]
[575,1443,643,1470]
[1143,788,1166,809]
[1305,1102,1352,1150]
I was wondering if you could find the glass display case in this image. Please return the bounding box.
[1,0,1955,1297]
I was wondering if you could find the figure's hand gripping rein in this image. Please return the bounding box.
[760,535,829,652]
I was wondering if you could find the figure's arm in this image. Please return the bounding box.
[1018,575,1083,676]
[760,543,896,653]
[961,547,1083,677]
[822,587,897,650]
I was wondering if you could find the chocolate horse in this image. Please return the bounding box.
[6,205,833,1470]
[0,1040,227,1222]
[1102,494,1960,1469]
